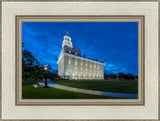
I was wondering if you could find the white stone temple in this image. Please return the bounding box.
[57,32,105,80]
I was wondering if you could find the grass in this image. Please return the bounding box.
[22,83,123,99]
[54,80,138,94]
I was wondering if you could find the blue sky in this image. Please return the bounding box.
[22,22,138,76]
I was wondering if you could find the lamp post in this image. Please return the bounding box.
[44,64,48,88]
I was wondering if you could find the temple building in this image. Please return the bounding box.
[57,32,105,80]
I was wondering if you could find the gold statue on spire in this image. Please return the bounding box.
[66,31,68,36]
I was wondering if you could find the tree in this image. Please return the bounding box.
[22,44,59,84]
[22,45,40,84]
[108,74,117,79]
[104,74,108,80]
[117,72,125,80]
[126,73,134,80]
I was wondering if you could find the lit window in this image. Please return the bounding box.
[86,73,87,76]
[81,68,83,71]
[75,62,77,66]
[69,61,71,65]
[75,53,77,55]
[97,66,99,69]
[68,72,71,76]
[81,72,83,76]
[90,65,92,68]
[81,63,83,67]
[75,67,77,70]
[75,72,77,76]
[94,65,96,69]
[86,64,88,67]
[69,51,71,53]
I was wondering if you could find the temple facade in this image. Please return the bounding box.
[57,32,105,80]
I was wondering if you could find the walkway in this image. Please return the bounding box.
[44,80,138,99]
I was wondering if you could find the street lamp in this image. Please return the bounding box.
[44,64,48,88]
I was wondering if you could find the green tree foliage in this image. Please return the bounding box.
[104,73,137,80]
[22,48,42,84]
[22,44,59,84]
[104,74,117,80]
[117,73,126,80]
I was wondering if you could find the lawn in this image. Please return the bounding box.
[54,80,138,94]
[22,83,123,99]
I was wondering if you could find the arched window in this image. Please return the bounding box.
[68,60,71,65]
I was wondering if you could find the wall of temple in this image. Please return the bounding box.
[58,54,104,80]
[57,33,105,80]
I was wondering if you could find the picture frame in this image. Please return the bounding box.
[1,0,159,120]
[16,15,144,106]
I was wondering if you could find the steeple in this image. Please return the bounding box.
[62,31,73,48]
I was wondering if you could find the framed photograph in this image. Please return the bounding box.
[1,0,159,120]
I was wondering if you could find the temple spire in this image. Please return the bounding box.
[62,31,73,48]
[66,31,68,36]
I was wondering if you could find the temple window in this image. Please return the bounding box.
[69,51,71,53]
[69,60,71,65]
[75,62,77,66]
[81,63,83,67]
[75,53,77,55]
[90,65,92,68]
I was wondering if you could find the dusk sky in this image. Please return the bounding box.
[22,22,138,76]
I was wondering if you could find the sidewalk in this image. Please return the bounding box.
[46,81,138,98]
